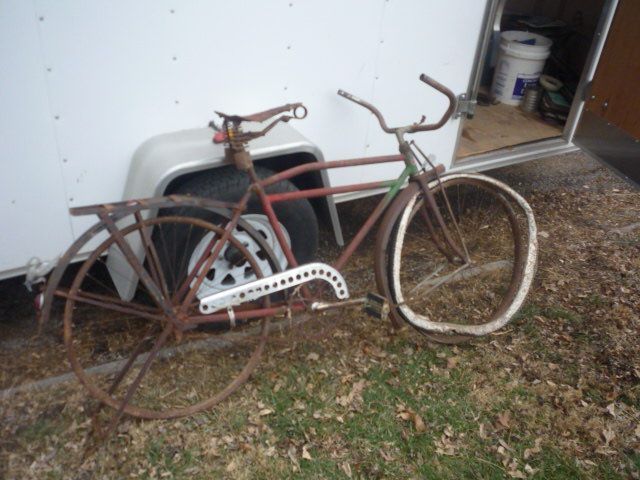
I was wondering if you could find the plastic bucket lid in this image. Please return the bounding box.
[499,31,552,61]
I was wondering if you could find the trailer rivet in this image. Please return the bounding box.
[54,115,60,120]
[172,56,177,61]
[284,86,288,90]
[175,100,180,104]
[46,67,52,73]
[63,158,68,163]
[170,9,175,14]
[287,45,291,50]
[38,16,44,21]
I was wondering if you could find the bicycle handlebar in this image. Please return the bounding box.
[337,89,394,133]
[337,73,457,135]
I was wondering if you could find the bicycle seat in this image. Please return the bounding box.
[216,102,305,123]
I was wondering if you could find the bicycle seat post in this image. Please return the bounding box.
[223,120,253,172]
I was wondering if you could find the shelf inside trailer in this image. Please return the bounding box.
[456,103,563,159]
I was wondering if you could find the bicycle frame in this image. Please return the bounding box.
[43,73,465,329]
[186,152,448,326]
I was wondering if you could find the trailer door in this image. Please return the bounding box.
[573,0,640,187]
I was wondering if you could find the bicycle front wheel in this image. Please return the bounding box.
[387,173,537,340]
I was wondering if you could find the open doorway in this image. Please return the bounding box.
[456,0,606,160]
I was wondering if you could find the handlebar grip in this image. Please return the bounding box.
[337,89,359,103]
[337,89,393,133]
[419,74,456,100]
[408,73,457,133]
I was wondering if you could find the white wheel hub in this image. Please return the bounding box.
[188,214,290,299]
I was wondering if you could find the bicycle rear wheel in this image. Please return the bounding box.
[386,174,537,341]
[49,201,279,419]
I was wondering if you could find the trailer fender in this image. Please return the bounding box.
[108,122,343,300]
[123,123,341,240]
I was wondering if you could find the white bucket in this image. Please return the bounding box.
[491,31,552,106]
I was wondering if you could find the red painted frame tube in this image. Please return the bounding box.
[255,155,413,278]
[189,301,307,325]
[267,179,394,203]
[260,154,403,188]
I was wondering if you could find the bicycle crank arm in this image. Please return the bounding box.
[198,262,349,313]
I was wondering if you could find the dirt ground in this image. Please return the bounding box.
[0,152,639,479]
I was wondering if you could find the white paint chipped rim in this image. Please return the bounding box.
[390,173,538,336]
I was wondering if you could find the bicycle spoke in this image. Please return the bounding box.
[135,211,169,298]
[56,208,277,420]
[102,323,173,438]
[55,288,164,322]
[106,327,157,395]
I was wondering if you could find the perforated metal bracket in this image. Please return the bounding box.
[198,262,349,313]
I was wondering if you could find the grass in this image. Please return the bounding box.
[231,338,570,479]
[5,322,634,479]
[143,437,201,479]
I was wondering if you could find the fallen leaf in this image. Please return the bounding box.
[446,356,459,369]
[226,460,238,472]
[397,411,412,421]
[259,408,274,417]
[414,414,426,433]
[507,469,527,478]
[306,352,320,362]
[287,444,299,469]
[379,448,394,461]
[336,380,366,409]
[605,403,616,417]
[498,438,512,451]
[497,411,511,429]
[523,438,542,459]
[302,445,312,460]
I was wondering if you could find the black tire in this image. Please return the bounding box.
[172,165,318,265]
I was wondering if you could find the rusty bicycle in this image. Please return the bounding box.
[39,74,537,430]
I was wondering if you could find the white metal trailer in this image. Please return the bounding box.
[1,0,637,282]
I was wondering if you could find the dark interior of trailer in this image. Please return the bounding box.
[457,0,606,159]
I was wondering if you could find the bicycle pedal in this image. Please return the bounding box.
[363,292,389,320]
